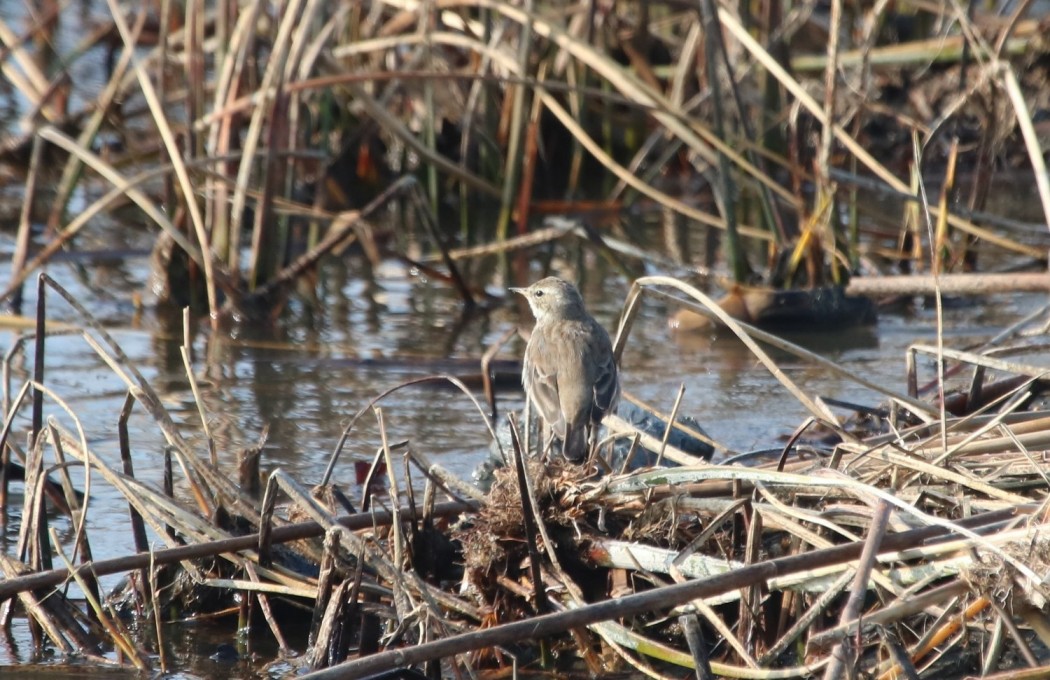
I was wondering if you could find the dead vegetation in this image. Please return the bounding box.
[3,0,1050,676]
[3,0,1050,324]
[2,276,1050,678]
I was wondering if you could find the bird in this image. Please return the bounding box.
[509,277,620,461]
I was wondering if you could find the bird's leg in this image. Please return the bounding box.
[542,427,558,463]
[580,424,599,468]
[586,422,598,462]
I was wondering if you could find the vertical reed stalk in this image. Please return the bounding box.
[11,135,43,314]
[46,423,98,610]
[699,0,748,283]
[496,0,534,242]
[234,0,306,288]
[934,140,959,275]
[422,0,439,213]
[118,392,151,608]
[817,0,842,284]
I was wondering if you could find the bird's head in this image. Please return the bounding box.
[509,277,587,322]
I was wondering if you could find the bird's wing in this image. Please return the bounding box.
[588,323,620,420]
[523,335,567,437]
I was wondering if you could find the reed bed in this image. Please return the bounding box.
[3,0,1050,676]
[2,275,1049,677]
[3,0,1050,321]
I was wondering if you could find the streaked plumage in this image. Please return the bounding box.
[510,277,620,461]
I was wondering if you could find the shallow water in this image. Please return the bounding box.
[2,2,1050,674]
[3,151,1049,680]
[2,240,1045,525]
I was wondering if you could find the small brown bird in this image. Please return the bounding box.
[510,277,620,461]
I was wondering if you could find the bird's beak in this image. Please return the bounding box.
[508,287,525,296]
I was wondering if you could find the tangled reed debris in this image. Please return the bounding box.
[4,278,1050,679]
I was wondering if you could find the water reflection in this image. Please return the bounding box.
[3,212,1049,669]
[5,254,1047,489]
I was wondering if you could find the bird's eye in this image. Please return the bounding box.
[534,291,544,297]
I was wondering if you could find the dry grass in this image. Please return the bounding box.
[2,1,1049,318]
[2,274,1050,676]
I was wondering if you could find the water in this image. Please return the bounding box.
[2,241,1044,508]
[0,250,1044,680]
[1,2,1049,674]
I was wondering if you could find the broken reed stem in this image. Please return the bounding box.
[989,598,1040,668]
[876,595,992,680]
[654,383,686,467]
[823,499,892,679]
[46,422,100,616]
[375,408,405,571]
[761,569,854,665]
[807,579,970,652]
[310,528,342,651]
[118,391,151,607]
[0,555,74,654]
[51,528,147,669]
[310,580,350,670]
[741,506,763,663]
[31,275,46,480]
[181,307,216,465]
[22,435,46,572]
[245,561,290,654]
[10,134,43,313]
[507,412,551,615]
[679,613,713,680]
[299,506,1027,680]
[0,500,477,601]
[321,373,502,487]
